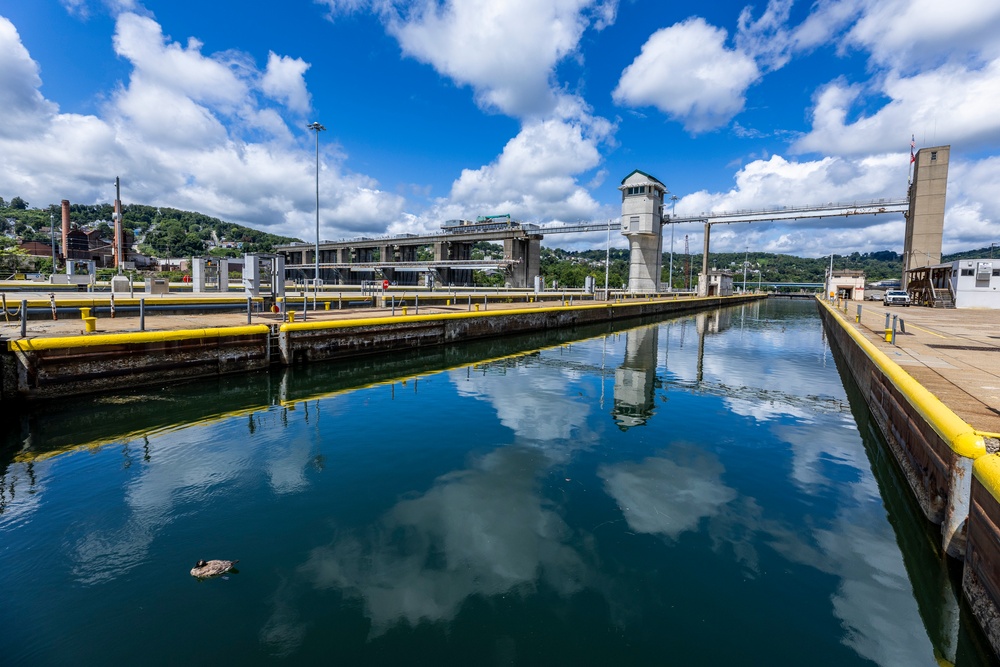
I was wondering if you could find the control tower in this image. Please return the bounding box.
[619,170,667,292]
[903,145,950,288]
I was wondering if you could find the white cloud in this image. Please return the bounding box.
[613,18,759,133]
[0,11,404,242]
[793,60,1000,157]
[431,98,615,224]
[378,0,613,118]
[0,17,57,138]
[261,52,312,114]
[845,0,1000,71]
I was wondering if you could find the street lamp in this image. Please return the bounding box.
[307,121,326,288]
[668,194,678,290]
[742,246,749,293]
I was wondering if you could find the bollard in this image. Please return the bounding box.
[446,299,451,306]
[247,297,252,324]
[324,301,330,310]
[84,317,97,333]
[80,307,91,319]
[402,306,408,316]
[20,300,27,338]
[855,304,862,323]
[288,311,296,323]
[475,303,480,312]
[140,298,146,331]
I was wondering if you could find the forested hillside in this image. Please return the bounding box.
[0,197,298,258]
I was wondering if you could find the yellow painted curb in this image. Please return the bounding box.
[818,298,986,459]
[8,325,270,351]
[973,454,1000,503]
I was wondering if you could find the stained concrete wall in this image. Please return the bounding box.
[6,326,271,399]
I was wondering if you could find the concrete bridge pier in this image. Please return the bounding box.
[504,236,541,288]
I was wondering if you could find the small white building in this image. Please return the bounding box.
[697,269,734,296]
[826,269,866,301]
[907,259,1000,308]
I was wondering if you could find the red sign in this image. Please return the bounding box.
[382,280,389,290]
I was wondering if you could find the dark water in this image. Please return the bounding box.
[1,299,997,666]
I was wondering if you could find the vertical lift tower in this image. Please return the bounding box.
[619,170,667,292]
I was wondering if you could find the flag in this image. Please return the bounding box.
[910,134,915,163]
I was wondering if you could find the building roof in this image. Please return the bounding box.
[620,169,665,186]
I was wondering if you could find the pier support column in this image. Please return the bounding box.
[942,454,975,558]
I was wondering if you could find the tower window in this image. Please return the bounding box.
[931,151,938,161]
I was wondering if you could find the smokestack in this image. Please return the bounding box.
[61,199,70,261]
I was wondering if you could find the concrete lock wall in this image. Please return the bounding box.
[817,299,985,557]
[6,326,271,399]
[817,298,1000,656]
[276,296,758,365]
[965,455,1000,654]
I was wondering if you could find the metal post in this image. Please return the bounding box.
[891,314,898,345]
[856,304,862,323]
[468,294,472,311]
[247,296,252,324]
[668,194,678,291]
[307,121,326,289]
[140,298,146,331]
[302,294,307,321]
[415,294,419,315]
[20,300,27,337]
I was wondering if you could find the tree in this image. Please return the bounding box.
[9,196,28,210]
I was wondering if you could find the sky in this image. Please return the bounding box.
[1,0,999,257]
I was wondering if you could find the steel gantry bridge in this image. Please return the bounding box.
[275,197,908,290]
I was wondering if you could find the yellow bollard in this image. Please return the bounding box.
[80,307,91,319]
[402,307,408,316]
[446,299,451,306]
[884,328,892,342]
[475,304,480,312]
[324,301,330,310]
[288,311,296,323]
[83,317,97,333]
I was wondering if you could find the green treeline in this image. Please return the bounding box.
[0,198,296,258]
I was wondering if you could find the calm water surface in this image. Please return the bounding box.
[1,300,997,665]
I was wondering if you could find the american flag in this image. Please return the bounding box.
[910,135,916,163]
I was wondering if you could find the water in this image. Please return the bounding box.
[1,299,997,665]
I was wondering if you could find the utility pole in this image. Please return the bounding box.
[668,194,678,290]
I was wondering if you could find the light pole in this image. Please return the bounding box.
[742,246,749,293]
[604,219,611,299]
[307,121,326,289]
[668,194,678,290]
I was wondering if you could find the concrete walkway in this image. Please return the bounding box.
[842,299,1000,434]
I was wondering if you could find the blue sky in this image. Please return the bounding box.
[2,0,999,257]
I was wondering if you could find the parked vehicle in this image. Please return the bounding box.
[883,289,911,306]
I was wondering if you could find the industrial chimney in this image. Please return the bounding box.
[61,199,70,262]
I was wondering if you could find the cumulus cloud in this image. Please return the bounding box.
[792,61,1000,157]
[675,153,914,255]
[613,18,759,133]
[323,0,616,119]
[0,11,404,242]
[844,0,1000,71]
[261,52,312,114]
[0,17,57,138]
[446,104,614,222]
